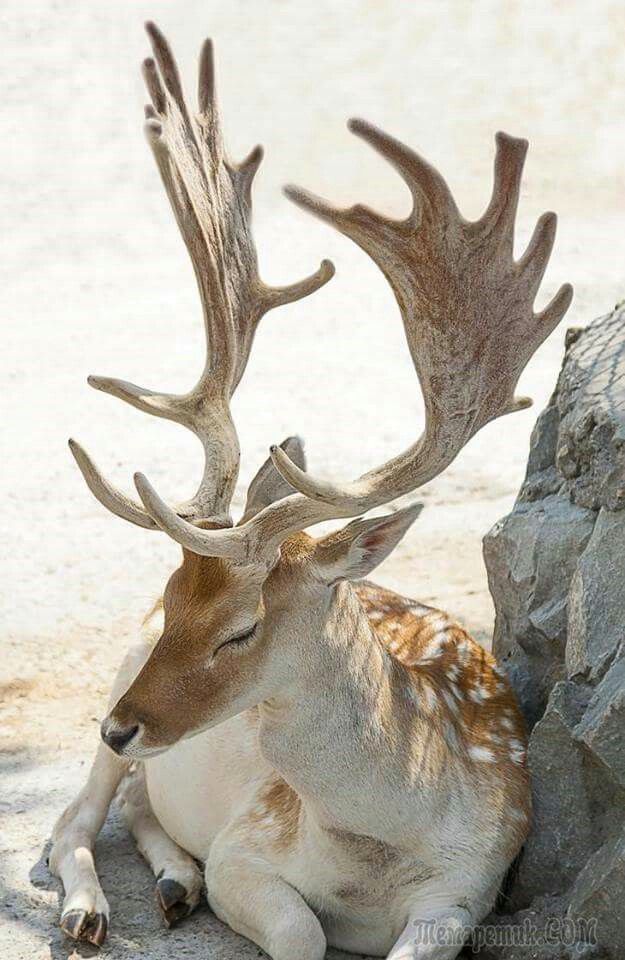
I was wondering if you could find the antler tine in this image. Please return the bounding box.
[517,211,557,295]
[141,105,234,386]
[142,56,167,115]
[232,144,264,206]
[283,184,351,231]
[87,376,188,422]
[145,21,187,115]
[262,259,336,311]
[269,435,443,512]
[347,118,458,221]
[69,440,157,529]
[284,117,461,253]
[534,281,574,338]
[271,126,573,515]
[478,132,528,247]
[198,37,216,116]
[74,25,334,528]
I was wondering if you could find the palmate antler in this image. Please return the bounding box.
[271,120,573,510]
[70,23,333,528]
[130,120,572,563]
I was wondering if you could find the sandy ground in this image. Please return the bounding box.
[1,1,625,957]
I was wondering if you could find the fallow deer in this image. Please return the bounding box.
[50,23,572,960]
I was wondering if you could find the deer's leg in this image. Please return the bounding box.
[49,638,153,946]
[49,740,125,945]
[206,834,326,960]
[386,903,473,960]
[117,764,203,927]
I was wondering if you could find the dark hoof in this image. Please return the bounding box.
[156,877,192,928]
[61,908,108,946]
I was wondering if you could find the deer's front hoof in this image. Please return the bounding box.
[60,907,109,946]
[156,874,199,927]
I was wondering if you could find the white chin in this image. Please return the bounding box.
[124,741,172,760]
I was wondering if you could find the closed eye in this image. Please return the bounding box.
[214,624,258,656]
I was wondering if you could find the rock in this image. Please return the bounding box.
[480,304,625,960]
[566,509,625,680]
[519,304,625,511]
[484,498,594,727]
[475,895,610,960]
[552,307,625,513]
[512,683,593,908]
[522,404,565,503]
[568,828,625,959]
[519,306,625,512]
[575,658,625,788]
[567,947,611,960]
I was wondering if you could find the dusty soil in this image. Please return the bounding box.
[2,1,624,958]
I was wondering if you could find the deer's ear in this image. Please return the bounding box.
[312,503,423,584]
[240,437,306,524]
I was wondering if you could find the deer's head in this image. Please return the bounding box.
[101,441,422,757]
[103,546,269,757]
[73,26,571,758]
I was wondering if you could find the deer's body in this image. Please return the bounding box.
[49,22,569,958]
[141,574,528,956]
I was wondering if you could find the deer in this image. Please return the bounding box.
[49,22,572,960]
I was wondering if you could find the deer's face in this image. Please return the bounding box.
[101,549,274,758]
[100,506,421,758]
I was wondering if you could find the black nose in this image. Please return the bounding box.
[101,719,139,754]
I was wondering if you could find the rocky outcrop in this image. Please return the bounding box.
[480,305,625,960]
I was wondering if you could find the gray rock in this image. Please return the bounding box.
[568,828,625,959]
[522,306,625,513]
[575,658,625,788]
[519,306,625,512]
[512,683,593,908]
[521,403,566,503]
[480,305,625,959]
[553,308,625,513]
[475,895,609,960]
[566,509,625,680]
[484,498,595,727]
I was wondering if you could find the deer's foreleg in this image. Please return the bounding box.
[206,832,326,960]
[117,763,202,927]
[49,739,126,945]
[49,638,152,945]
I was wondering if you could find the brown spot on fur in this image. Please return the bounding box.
[325,827,400,868]
[251,777,302,849]
[327,827,434,907]
[333,881,371,904]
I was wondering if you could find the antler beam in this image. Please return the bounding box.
[71,23,333,527]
